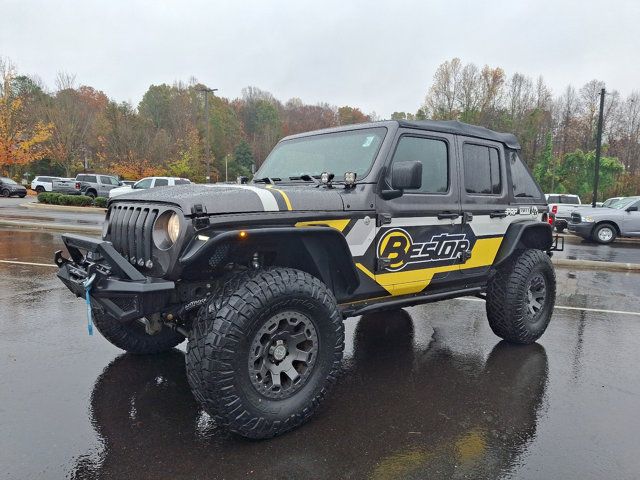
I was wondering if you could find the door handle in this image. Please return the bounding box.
[437,212,460,220]
[490,211,508,218]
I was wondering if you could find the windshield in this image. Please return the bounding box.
[256,127,387,181]
[610,197,639,209]
[1,177,17,185]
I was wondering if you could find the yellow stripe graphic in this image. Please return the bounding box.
[265,185,293,211]
[295,219,351,232]
[357,237,503,296]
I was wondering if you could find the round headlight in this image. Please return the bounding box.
[153,210,181,250]
[168,212,180,243]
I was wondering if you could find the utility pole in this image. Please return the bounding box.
[197,86,218,183]
[592,87,606,207]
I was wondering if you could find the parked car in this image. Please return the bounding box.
[545,193,581,232]
[108,176,191,198]
[0,177,27,198]
[31,176,60,193]
[76,174,121,199]
[52,178,82,195]
[568,196,640,243]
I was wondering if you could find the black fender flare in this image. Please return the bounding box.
[493,221,553,267]
[179,226,360,301]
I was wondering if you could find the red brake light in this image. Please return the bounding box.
[551,205,558,214]
[75,182,80,189]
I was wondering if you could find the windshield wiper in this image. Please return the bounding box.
[289,174,320,184]
[253,177,280,184]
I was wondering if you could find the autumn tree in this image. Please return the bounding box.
[0,59,52,175]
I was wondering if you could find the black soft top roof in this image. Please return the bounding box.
[397,120,521,150]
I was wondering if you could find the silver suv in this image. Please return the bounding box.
[568,196,640,243]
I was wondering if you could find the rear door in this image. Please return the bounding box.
[374,129,463,296]
[457,137,511,277]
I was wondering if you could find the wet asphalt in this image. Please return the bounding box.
[2,229,640,479]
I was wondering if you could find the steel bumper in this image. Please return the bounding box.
[55,233,175,322]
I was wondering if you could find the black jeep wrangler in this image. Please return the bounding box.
[56,120,557,439]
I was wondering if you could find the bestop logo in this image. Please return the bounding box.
[377,228,471,271]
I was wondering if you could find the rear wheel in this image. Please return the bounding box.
[1,189,10,197]
[486,249,556,344]
[593,223,617,244]
[85,190,97,199]
[35,186,45,194]
[92,308,185,354]
[186,268,344,439]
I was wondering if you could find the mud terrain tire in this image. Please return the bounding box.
[186,267,344,439]
[486,249,555,344]
[92,309,185,354]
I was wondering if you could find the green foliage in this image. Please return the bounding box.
[533,133,555,192]
[94,197,108,208]
[554,150,624,201]
[37,192,95,207]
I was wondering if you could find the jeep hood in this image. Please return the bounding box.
[110,183,345,214]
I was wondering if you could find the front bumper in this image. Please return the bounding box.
[55,234,175,322]
[567,222,594,238]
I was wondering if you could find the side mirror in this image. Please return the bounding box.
[392,161,422,190]
[627,206,638,212]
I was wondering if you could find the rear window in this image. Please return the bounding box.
[154,178,169,187]
[510,152,541,200]
[559,195,580,204]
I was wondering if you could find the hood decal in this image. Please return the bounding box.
[205,184,279,211]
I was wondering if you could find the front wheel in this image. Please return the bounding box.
[593,223,617,244]
[186,268,344,439]
[486,249,556,344]
[92,309,185,354]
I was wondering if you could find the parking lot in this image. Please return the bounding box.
[1,227,640,479]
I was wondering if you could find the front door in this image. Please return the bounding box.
[622,199,640,235]
[374,130,463,297]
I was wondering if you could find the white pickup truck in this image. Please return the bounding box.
[108,176,191,198]
[31,176,80,195]
[545,194,582,232]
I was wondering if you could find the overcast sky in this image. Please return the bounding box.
[2,0,639,117]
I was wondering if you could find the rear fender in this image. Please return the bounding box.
[493,221,553,267]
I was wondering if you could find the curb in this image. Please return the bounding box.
[21,202,106,213]
[552,257,640,272]
[0,219,101,235]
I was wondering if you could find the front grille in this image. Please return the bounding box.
[571,212,581,223]
[106,204,160,268]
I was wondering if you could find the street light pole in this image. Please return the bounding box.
[592,88,606,207]
[197,86,218,183]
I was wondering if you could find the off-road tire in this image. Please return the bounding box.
[92,308,185,354]
[592,223,617,244]
[486,249,555,344]
[1,189,10,197]
[186,267,344,439]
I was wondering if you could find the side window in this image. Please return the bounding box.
[154,178,169,187]
[134,178,153,189]
[390,136,448,194]
[174,179,190,185]
[510,152,542,199]
[76,175,86,182]
[84,175,97,183]
[463,144,502,195]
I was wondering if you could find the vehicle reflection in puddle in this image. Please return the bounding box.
[70,310,548,480]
